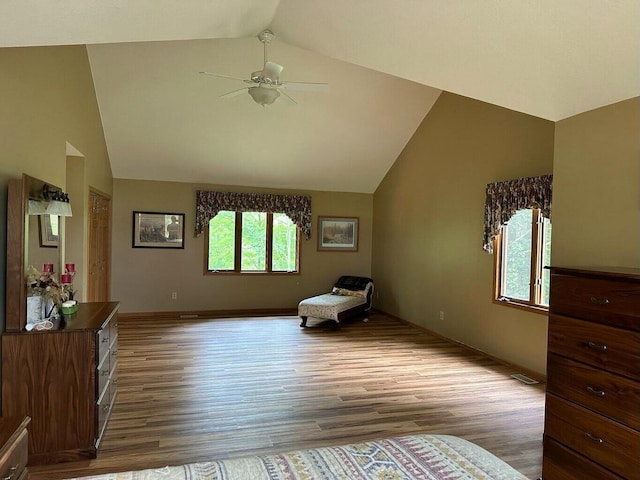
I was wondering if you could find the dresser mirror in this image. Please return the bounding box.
[5,174,70,332]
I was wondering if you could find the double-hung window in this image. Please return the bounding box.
[206,210,299,274]
[493,208,552,311]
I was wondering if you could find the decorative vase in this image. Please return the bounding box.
[26,296,42,323]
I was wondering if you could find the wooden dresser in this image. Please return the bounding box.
[542,267,640,480]
[0,417,29,480]
[1,302,119,465]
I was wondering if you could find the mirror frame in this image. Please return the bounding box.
[5,174,66,332]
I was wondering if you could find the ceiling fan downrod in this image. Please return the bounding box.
[257,29,275,66]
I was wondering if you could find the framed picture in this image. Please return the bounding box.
[39,214,59,248]
[132,211,185,248]
[318,216,359,252]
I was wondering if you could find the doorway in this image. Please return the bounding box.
[87,189,111,301]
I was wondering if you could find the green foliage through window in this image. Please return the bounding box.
[208,211,235,271]
[503,209,533,301]
[207,210,299,274]
[272,213,298,272]
[495,208,552,310]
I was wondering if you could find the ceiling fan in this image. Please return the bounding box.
[200,29,328,106]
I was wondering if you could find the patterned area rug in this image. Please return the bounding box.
[72,434,527,480]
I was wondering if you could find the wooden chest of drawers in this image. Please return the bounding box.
[542,267,640,480]
[1,302,119,465]
[0,417,30,480]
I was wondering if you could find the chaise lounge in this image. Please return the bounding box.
[298,275,374,327]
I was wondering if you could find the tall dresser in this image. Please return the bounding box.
[542,267,640,480]
[1,302,119,465]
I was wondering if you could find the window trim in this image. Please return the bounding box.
[204,211,301,275]
[492,208,549,315]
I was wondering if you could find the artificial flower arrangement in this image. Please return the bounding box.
[26,265,75,319]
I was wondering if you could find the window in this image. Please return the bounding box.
[494,208,552,311]
[206,211,299,274]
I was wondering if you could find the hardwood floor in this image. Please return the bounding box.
[28,313,545,479]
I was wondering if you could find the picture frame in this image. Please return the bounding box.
[38,214,59,248]
[132,211,185,249]
[317,216,359,252]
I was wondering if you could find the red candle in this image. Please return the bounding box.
[65,263,75,273]
[42,263,54,272]
[61,274,73,284]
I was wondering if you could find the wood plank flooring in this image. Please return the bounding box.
[28,313,545,479]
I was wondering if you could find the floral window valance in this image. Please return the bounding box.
[483,175,552,253]
[194,191,312,240]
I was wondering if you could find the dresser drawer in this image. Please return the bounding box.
[545,394,640,479]
[110,359,118,395]
[97,353,111,399]
[547,353,640,429]
[0,429,27,480]
[542,436,623,480]
[548,314,640,380]
[109,316,118,343]
[550,273,640,329]
[96,384,113,444]
[110,336,118,363]
[97,327,111,365]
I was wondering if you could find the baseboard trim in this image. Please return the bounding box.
[119,307,298,322]
[374,308,546,383]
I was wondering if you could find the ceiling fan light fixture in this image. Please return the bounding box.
[248,86,280,106]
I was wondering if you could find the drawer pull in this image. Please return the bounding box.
[584,432,604,444]
[586,341,607,351]
[1,465,18,480]
[586,386,606,397]
[589,296,610,305]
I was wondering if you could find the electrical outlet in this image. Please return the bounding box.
[439,310,444,320]
[171,292,177,300]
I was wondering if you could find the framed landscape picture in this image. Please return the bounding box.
[318,216,359,252]
[132,211,185,248]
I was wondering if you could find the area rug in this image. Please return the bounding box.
[72,434,527,480]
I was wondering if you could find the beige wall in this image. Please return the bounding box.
[0,45,113,327]
[111,179,373,313]
[552,97,640,267]
[2,44,637,375]
[372,92,555,374]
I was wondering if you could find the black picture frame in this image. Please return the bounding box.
[132,211,185,249]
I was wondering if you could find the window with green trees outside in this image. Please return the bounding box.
[494,208,552,311]
[207,210,299,273]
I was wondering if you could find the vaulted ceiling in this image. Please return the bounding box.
[2,1,638,193]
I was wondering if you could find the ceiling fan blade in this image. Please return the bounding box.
[200,71,248,83]
[280,91,298,105]
[281,81,329,92]
[262,62,284,83]
[220,87,249,98]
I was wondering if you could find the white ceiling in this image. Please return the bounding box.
[2,0,639,193]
